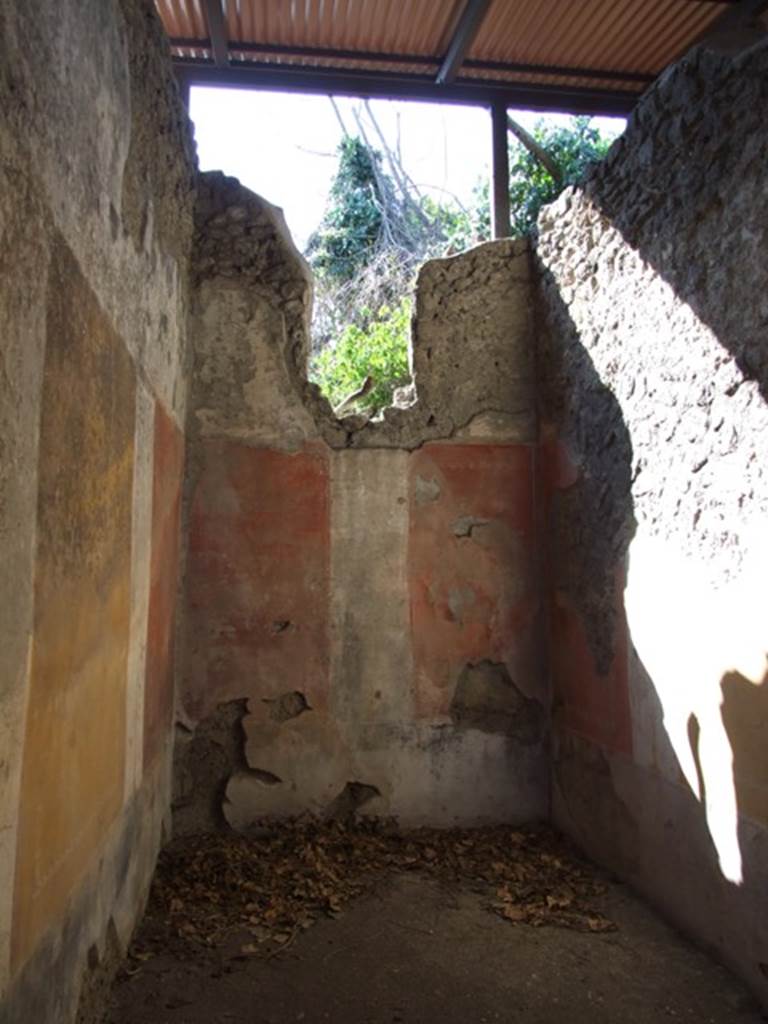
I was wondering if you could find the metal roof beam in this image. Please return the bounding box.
[490,101,511,238]
[436,0,493,85]
[168,38,654,85]
[173,38,439,67]
[173,60,639,116]
[204,0,229,67]
[462,57,652,84]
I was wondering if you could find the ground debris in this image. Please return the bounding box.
[128,820,614,964]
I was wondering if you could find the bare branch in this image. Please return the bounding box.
[413,183,471,217]
[295,145,337,158]
[329,96,349,138]
[362,99,431,229]
[506,114,563,187]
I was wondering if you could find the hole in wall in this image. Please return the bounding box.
[452,515,490,539]
[325,781,381,820]
[450,660,544,743]
[263,691,311,723]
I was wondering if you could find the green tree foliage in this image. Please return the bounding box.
[471,115,614,239]
[310,297,412,412]
[305,137,386,285]
[306,128,462,392]
[419,192,486,256]
[509,115,612,236]
[306,114,616,414]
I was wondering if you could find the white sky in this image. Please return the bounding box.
[190,87,625,249]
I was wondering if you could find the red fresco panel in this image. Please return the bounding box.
[549,582,632,756]
[409,443,540,720]
[144,400,185,768]
[538,436,633,756]
[184,439,330,720]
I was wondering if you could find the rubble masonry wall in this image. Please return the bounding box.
[535,41,768,1007]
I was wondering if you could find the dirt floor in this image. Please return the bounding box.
[108,822,765,1024]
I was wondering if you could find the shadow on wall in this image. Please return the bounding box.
[721,665,768,866]
[577,40,768,899]
[537,260,768,995]
[533,38,768,995]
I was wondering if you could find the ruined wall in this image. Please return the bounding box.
[535,42,768,1006]
[0,1,195,1019]
[176,172,547,832]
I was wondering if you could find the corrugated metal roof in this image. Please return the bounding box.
[157,0,207,41]
[471,0,725,74]
[156,0,763,114]
[223,0,463,55]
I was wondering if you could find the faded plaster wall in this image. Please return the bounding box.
[535,41,768,1007]
[0,1,194,1020]
[176,172,548,833]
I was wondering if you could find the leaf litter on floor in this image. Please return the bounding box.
[129,820,615,965]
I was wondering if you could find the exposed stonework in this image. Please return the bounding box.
[409,242,536,443]
[451,661,545,742]
[535,40,768,1008]
[348,240,535,448]
[172,700,249,836]
[118,0,196,265]
[189,172,340,451]
[188,172,535,452]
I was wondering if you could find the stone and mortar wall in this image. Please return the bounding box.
[175,172,548,833]
[534,42,768,1006]
[0,1,194,1020]
[3,0,764,1017]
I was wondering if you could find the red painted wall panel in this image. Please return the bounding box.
[539,437,633,756]
[184,440,330,719]
[409,443,540,719]
[549,588,632,756]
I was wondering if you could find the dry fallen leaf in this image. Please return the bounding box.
[129,818,615,962]
[587,916,616,933]
[497,903,527,922]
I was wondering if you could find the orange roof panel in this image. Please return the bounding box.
[157,0,750,113]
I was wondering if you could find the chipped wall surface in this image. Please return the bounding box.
[535,41,768,1007]
[409,444,539,720]
[0,0,194,1019]
[179,173,547,830]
